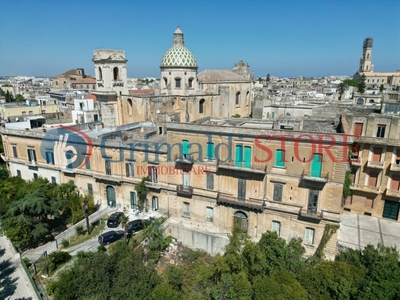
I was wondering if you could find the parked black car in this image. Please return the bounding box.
[125,219,145,234]
[107,212,123,228]
[98,230,124,245]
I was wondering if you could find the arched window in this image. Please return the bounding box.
[98,67,103,80]
[163,77,168,88]
[356,98,364,105]
[369,99,375,103]
[127,99,133,115]
[245,91,250,106]
[236,92,241,106]
[113,67,119,80]
[199,99,205,114]
[188,78,194,88]
[234,211,248,233]
[175,77,181,88]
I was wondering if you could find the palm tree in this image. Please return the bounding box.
[82,195,92,234]
[119,213,129,244]
[338,82,347,100]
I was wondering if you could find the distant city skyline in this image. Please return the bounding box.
[0,0,399,78]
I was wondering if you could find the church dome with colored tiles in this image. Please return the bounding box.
[160,27,197,68]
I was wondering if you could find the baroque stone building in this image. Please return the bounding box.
[354,37,400,87]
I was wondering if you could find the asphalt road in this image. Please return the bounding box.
[0,235,39,300]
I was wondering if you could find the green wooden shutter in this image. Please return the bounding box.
[235,145,243,167]
[182,140,189,155]
[311,154,322,177]
[276,150,285,167]
[130,192,136,209]
[207,142,214,159]
[244,146,251,168]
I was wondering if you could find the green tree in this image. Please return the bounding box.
[258,231,307,276]
[14,94,25,102]
[266,74,270,82]
[119,213,129,244]
[298,261,363,300]
[358,74,366,94]
[253,271,308,300]
[81,194,93,234]
[135,176,149,212]
[336,244,400,300]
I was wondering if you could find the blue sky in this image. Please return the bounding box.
[0,0,399,78]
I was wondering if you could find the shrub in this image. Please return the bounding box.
[61,239,70,248]
[76,225,85,236]
[49,251,72,266]
[98,244,106,252]
[46,280,57,295]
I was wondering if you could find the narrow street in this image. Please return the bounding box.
[0,236,39,300]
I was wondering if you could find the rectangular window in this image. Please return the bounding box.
[354,123,363,137]
[396,149,400,165]
[45,150,54,165]
[130,191,136,209]
[273,183,283,202]
[272,221,281,236]
[183,202,190,217]
[88,183,93,197]
[105,160,111,176]
[33,173,38,180]
[206,173,214,190]
[365,197,374,208]
[238,178,246,200]
[175,78,181,88]
[16,170,21,177]
[206,142,214,160]
[126,162,134,177]
[12,146,18,158]
[275,149,285,167]
[51,176,56,184]
[368,172,378,187]
[372,148,382,162]
[304,228,315,244]
[66,151,74,169]
[85,155,91,170]
[152,196,158,211]
[148,166,158,183]
[27,148,36,163]
[206,207,213,222]
[376,125,386,138]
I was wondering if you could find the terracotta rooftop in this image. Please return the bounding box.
[197,70,249,83]
[84,93,97,102]
[130,89,154,95]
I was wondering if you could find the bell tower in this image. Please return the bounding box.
[359,37,374,72]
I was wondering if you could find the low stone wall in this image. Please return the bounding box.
[169,223,229,256]
[54,206,114,245]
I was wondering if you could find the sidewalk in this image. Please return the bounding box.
[338,212,400,250]
[0,235,39,300]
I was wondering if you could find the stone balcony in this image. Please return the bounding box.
[217,161,267,175]
[298,208,323,222]
[300,170,329,183]
[350,183,380,194]
[145,181,162,190]
[390,163,400,172]
[176,185,193,197]
[217,192,264,212]
[367,160,384,169]
[385,188,400,199]
[349,157,362,167]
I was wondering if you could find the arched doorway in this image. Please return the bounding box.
[234,211,248,233]
[106,186,116,207]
